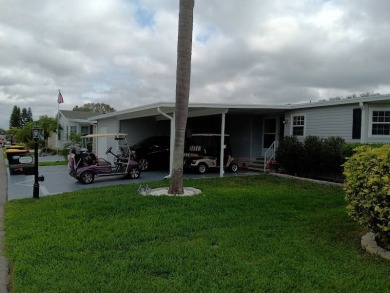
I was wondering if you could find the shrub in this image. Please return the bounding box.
[276,136,304,175]
[344,145,390,250]
[303,136,323,176]
[341,143,363,160]
[321,136,345,174]
[59,142,72,161]
[341,143,385,160]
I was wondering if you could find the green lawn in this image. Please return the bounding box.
[5,175,390,292]
[38,160,67,166]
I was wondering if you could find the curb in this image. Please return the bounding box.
[0,148,9,292]
[269,172,344,187]
[361,232,390,260]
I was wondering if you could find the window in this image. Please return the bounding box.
[372,111,390,135]
[67,126,77,139]
[292,115,305,136]
[81,126,90,135]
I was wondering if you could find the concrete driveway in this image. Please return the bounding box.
[7,155,254,200]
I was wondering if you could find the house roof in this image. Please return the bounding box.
[290,93,390,109]
[88,93,390,121]
[89,102,289,121]
[59,110,99,120]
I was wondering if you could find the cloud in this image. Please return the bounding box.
[1,0,390,129]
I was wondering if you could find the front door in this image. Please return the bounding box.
[262,117,277,156]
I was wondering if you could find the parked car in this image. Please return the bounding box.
[130,135,171,171]
[130,135,196,171]
[184,134,238,174]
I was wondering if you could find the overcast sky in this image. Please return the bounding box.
[1,0,390,129]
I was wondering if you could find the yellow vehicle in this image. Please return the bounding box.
[5,148,34,175]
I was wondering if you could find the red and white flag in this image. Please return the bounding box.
[58,90,64,104]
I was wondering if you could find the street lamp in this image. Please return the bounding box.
[32,123,44,199]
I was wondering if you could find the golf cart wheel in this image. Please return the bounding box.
[138,158,149,171]
[80,171,95,184]
[197,163,208,174]
[229,163,239,172]
[127,167,140,179]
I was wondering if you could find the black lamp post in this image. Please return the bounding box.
[32,123,44,199]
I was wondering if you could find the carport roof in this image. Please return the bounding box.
[88,94,390,122]
[89,102,291,121]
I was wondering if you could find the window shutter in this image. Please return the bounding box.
[352,108,362,139]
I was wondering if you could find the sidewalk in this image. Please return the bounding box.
[0,148,9,292]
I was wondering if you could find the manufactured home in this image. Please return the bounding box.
[82,94,390,175]
[54,110,96,149]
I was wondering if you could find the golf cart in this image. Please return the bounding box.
[68,133,140,184]
[184,134,239,174]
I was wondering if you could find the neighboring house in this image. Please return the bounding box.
[54,110,97,149]
[88,94,390,174]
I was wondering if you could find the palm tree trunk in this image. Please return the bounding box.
[168,0,194,194]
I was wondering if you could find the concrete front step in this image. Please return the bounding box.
[247,158,265,172]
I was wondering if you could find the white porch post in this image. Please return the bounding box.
[220,110,228,177]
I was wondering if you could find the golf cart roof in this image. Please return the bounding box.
[83,133,127,138]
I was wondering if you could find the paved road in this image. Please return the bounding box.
[7,157,254,200]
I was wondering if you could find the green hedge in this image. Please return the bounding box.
[344,145,390,250]
[276,136,344,176]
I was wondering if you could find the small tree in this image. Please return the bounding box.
[14,122,35,149]
[20,107,34,127]
[9,105,21,129]
[73,103,116,113]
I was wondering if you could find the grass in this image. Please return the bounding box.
[5,175,390,292]
[38,160,67,166]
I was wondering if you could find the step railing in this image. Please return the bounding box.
[264,141,278,172]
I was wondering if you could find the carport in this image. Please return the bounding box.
[90,102,289,177]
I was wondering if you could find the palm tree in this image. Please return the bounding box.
[168,0,195,194]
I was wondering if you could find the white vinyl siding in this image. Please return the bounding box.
[286,105,354,141]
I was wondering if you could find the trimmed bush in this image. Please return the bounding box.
[276,136,304,175]
[344,145,390,250]
[341,143,386,160]
[276,135,345,177]
[321,136,345,174]
[341,143,363,160]
[303,136,323,176]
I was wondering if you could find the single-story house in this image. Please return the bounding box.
[53,110,96,149]
[88,93,390,175]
